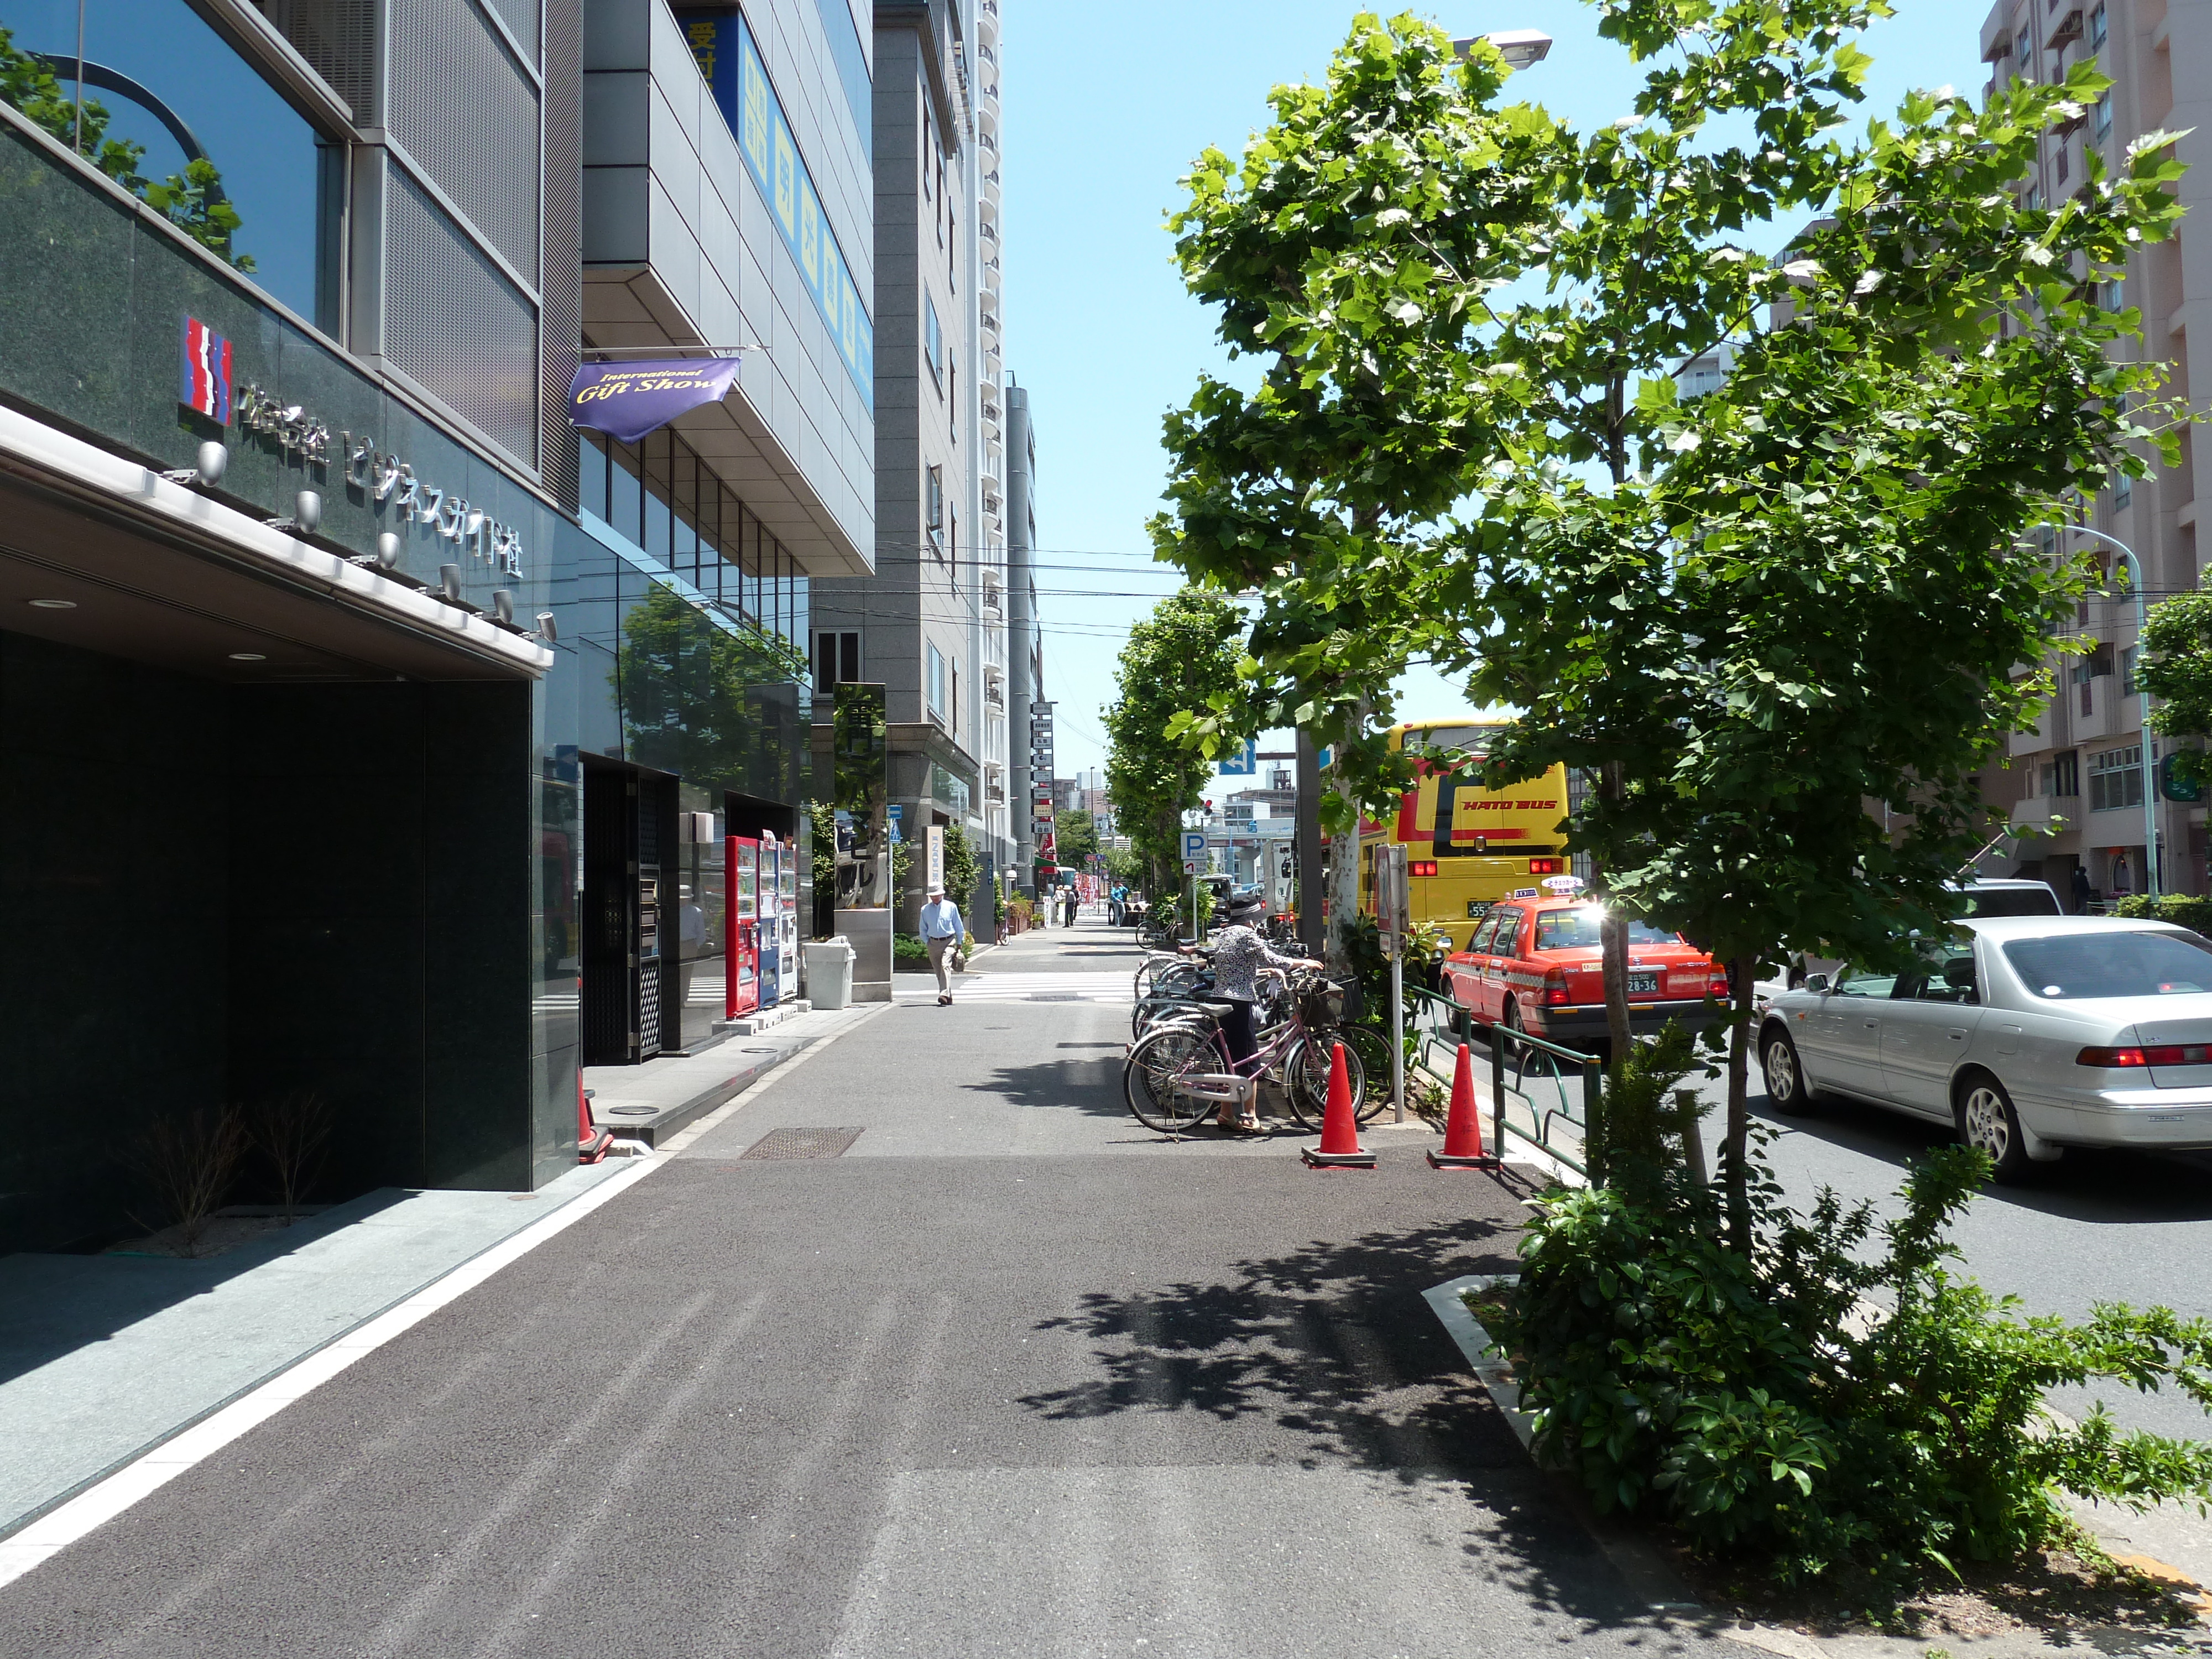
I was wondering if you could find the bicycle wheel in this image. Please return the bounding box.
[1282,1034,1367,1130]
[1124,1024,1225,1134]
[1334,1026,1396,1125]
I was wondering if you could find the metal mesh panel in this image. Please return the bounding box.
[389,0,541,285]
[540,0,582,508]
[481,0,541,60]
[387,164,539,467]
[255,0,377,121]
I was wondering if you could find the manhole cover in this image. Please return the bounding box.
[738,1126,864,1161]
[1027,992,1081,1002]
[606,1106,655,1118]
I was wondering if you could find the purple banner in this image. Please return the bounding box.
[567,358,741,445]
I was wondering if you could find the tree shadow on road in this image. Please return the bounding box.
[1010,1205,1667,1628]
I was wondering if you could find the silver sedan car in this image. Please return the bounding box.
[1759,916,2212,1181]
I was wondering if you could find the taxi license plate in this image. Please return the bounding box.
[1466,900,1493,920]
[1628,971,1660,996]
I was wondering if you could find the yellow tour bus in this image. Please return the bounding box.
[1359,721,1576,954]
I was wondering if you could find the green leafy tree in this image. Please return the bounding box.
[941,821,981,912]
[1056,808,1098,868]
[1154,14,1564,965]
[2138,592,2212,790]
[0,28,254,268]
[1104,589,1246,892]
[1156,4,2188,1225]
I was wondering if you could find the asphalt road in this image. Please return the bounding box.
[0,919,1713,1658]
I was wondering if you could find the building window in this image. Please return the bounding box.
[2090,744,2146,812]
[2016,24,2031,68]
[2123,645,2139,695]
[921,101,932,199]
[2041,752,2080,797]
[952,658,961,737]
[927,465,945,555]
[0,2,346,331]
[950,361,958,446]
[925,294,943,385]
[816,629,860,692]
[2090,3,2107,49]
[2056,144,2069,184]
[2095,92,2112,141]
[2115,468,2132,507]
[928,642,947,719]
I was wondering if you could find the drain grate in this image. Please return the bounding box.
[1027,992,1081,1002]
[738,1126,864,1161]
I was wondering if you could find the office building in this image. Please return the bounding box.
[811,0,993,931]
[1006,375,1044,893]
[0,0,865,1252]
[1974,0,2211,900]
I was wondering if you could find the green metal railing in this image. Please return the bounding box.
[1406,985,1600,1180]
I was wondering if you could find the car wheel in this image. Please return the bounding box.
[1955,1073,2033,1184]
[1760,1027,1819,1112]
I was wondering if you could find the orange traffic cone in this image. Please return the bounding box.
[578,1072,612,1164]
[1428,1042,1496,1169]
[1301,1041,1376,1168]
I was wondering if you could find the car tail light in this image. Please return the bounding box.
[1542,968,1572,1006]
[1707,970,1730,995]
[1528,857,1563,875]
[1410,860,1438,877]
[2135,1045,2211,1066]
[2077,1046,2149,1068]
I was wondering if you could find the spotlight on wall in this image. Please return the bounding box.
[266,489,322,534]
[160,440,229,487]
[492,588,515,625]
[534,611,559,643]
[376,531,401,567]
[439,564,463,602]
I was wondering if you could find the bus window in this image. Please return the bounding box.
[1404,723,1507,755]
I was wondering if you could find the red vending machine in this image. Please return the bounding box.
[726,835,760,1019]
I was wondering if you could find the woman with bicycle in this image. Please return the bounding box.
[1180,924,1319,1133]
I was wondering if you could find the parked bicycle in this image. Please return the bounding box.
[1123,969,1374,1134]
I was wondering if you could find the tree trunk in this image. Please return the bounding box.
[1323,695,1369,978]
[1721,955,1754,1248]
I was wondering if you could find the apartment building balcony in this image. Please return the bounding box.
[979,0,1000,43]
[2043,6,2082,50]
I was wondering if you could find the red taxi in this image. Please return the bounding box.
[1442,889,1728,1048]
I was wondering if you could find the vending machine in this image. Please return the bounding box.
[757,837,782,1006]
[726,835,760,1018]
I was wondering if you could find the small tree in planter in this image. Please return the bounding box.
[126,1104,247,1258]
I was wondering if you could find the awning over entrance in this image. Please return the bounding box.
[0,406,553,683]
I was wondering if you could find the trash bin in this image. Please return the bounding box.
[805,937,857,1011]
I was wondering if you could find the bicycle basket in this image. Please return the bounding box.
[1296,977,1346,1026]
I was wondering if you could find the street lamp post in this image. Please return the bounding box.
[2063,527,2159,902]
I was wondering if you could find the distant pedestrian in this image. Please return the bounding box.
[1109,883,1127,926]
[1062,885,1078,928]
[2070,864,2092,913]
[920,885,966,1005]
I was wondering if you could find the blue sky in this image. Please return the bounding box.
[999,0,1994,792]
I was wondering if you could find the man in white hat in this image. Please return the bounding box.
[919,883,967,1006]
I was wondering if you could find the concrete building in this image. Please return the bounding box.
[1974,0,2212,901]
[0,0,864,1253]
[811,0,990,932]
[1006,376,1045,893]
